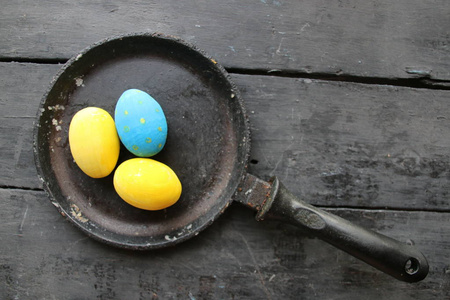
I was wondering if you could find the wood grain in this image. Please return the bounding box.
[0,63,60,189]
[1,188,449,299]
[241,75,450,210]
[0,1,449,80]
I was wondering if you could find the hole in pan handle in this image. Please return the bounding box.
[236,174,429,283]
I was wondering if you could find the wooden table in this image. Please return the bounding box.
[1,1,450,299]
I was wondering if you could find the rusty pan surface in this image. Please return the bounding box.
[34,33,250,249]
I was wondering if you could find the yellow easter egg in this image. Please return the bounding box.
[69,107,120,178]
[113,158,182,210]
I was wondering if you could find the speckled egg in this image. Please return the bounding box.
[114,89,167,157]
[113,158,182,210]
[69,107,120,178]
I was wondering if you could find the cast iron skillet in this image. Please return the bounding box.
[34,33,428,282]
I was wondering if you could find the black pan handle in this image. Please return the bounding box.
[255,177,429,283]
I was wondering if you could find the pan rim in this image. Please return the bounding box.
[33,32,251,250]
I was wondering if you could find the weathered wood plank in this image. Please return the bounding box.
[241,75,450,211]
[1,62,450,210]
[0,1,449,80]
[0,188,448,299]
[0,63,60,189]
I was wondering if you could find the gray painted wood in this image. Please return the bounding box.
[0,1,449,81]
[1,189,449,299]
[242,75,450,211]
[2,62,449,211]
[0,63,60,189]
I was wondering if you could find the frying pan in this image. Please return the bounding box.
[34,33,428,283]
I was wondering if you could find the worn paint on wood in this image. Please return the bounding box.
[0,189,449,299]
[0,63,60,189]
[0,1,449,80]
[239,74,450,210]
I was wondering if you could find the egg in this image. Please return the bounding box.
[114,89,168,157]
[69,107,120,178]
[113,158,182,210]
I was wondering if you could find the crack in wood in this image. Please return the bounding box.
[0,185,44,192]
[227,67,450,90]
[1,58,449,90]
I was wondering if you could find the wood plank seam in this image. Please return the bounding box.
[1,57,449,90]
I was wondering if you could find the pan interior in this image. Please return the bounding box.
[35,34,249,249]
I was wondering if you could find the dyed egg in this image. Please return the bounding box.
[69,107,120,178]
[114,89,167,157]
[113,158,182,210]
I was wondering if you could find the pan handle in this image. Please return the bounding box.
[251,176,429,283]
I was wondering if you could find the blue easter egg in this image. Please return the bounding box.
[114,89,167,157]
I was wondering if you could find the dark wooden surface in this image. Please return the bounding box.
[1,1,450,299]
